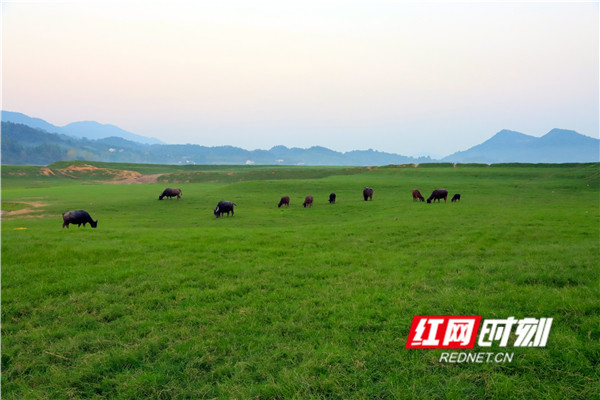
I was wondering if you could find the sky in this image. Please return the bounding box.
[2,0,598,157]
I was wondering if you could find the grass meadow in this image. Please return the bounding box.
[1,162,599,399]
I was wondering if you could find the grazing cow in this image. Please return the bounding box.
[412,189,425,202]
[451,194,461,202]
[278,196,290,208]
[363,187,373,201]
[62,210,98,228]
[329,193,336,204]
[159,188,182,200]
[303,195,314,208]
[427,189,449,203]
[214,201,237,218]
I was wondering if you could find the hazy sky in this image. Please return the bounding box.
[2,1,598,157]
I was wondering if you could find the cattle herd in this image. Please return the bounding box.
[62,187,461,228]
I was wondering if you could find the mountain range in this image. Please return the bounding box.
[1,111,164,145]
[1,110,598,165]
[442,129,599,163]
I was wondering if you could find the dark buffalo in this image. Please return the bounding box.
[214,201,236,217]
[303,195,314,208]
[329,193,336,204]
[363,187,373,201]
[278,196,290,208]
[412,189,425,202]
[451,194,461,202]
[427,189,449,203]
[62,210,98,228]
[159,188,182,200]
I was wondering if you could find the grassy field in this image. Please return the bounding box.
[1,162,599,399]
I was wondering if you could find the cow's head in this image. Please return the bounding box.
[214,207,220,217]
[91,220,98,228]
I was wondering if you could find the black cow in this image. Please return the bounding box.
[451,194,461,202]
[412,189,425,202]
[62,210,98,228]
[214,201,237,217]
[159,188,182,200]
[329,193,336,204]
[303,195,314,208]
[363,187,373,201]
[278,196,290,208]
[427,189,449,203]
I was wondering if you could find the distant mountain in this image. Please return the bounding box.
[1,111,164,145]
[1,111,61,133]
[60,121,164,144]
[1,121,429,166]
[443,129,599,163]
[3,110,598,165]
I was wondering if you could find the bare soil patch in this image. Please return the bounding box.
[1,201,48,218]
[110,173,164,184]
[56,164,145,182]
[40,168,56,176]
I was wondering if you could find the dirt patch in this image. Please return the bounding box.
[58,164,103,175]
[57,163,144,182]
[3,213,54,220]
[40,168,56,176]
[24,201,46,208]
[110,173,164,184]
[1,201,48,218]
[4,208,37,217]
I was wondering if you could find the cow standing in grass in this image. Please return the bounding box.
[329,193,336,204]
[451,194,461,202]
[214,201,237,217]
[303,195,314,208]
[427,189,448,203]
[363,187,373,201]
[278,196,290,208]
[159,188,182,200]
[412,189,425,202]
[62,210,98,228]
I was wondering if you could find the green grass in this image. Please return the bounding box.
[2,162,599,399]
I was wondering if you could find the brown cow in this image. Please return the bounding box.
[278,196,290,208]
[303,195,314,208]
[159,188,182,200]
[412,189,425,202]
